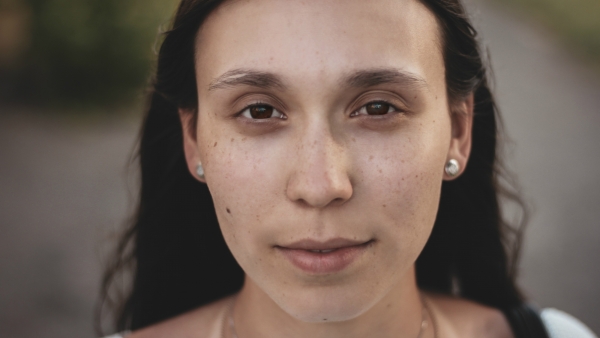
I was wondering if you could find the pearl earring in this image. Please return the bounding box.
[445,159,460,177]
[196,162,205,179]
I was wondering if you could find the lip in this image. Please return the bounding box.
[276,238,373,274]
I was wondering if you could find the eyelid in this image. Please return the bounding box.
[236,102,288,121]
[230,91,288,115]
[351,99,405,117]
[350,88,411,111]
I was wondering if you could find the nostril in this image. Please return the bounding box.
[288,185,352,209]
[331,197,349,206]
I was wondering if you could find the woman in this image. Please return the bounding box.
[99,0,597,337]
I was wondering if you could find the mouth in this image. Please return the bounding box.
[275,238,374,274]
[306,249,338,253]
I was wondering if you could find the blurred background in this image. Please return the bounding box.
[0,0,598,336]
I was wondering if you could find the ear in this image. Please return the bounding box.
[444,93,474,180]
[179,108,206,183]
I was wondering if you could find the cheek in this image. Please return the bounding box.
[199,132,284,252]
[357,124,448,250]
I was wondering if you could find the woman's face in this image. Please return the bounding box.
[182,0,472,322]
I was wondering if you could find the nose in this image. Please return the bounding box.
[285,123,353,208]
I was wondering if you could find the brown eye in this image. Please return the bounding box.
[351,101,398,117]
[240,104,286,120]
[365,102,390,115]
[250,105,274,119]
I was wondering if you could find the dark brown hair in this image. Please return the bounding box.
[97,0,526,334]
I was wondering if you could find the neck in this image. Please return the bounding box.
[232,266,426,338]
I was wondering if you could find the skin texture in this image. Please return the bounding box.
[132,0,512,337]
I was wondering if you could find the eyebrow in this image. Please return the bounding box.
[208,68,287,91]
[207,67,427,92]
[343,68,428,89]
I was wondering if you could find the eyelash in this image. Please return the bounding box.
[236,100,402,121]
[237,101,287,121]
[350,100,402,117]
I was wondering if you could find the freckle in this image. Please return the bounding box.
[383,204,386,208]
[231,138,234,142]
[226,208,231,214]
[323,318,327,321]
[242,137,247,141]
[379,169,382,173]
[214,142,217,147]
[352,137,356,142]
[369,155,373,160]
[414,95,417,99]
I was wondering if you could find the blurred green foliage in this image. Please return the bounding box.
[2,0,599,108]
[495,0,600,66]
[0,0,178,107]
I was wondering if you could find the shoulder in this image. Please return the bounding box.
[122,295,233,338]
[541,308,598,338]
[426,292,513,338]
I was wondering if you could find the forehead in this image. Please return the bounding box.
[195,0,443,94]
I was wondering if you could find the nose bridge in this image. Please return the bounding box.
[286,117,353,208]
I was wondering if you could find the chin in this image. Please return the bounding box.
[269,285,382,323]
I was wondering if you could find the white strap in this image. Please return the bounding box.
[103,331,131,338]
[541,308,597,338]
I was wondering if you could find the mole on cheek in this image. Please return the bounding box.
[226,208,231,214]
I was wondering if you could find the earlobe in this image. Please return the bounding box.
[178,108,206,183]
[444,93,474,180]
